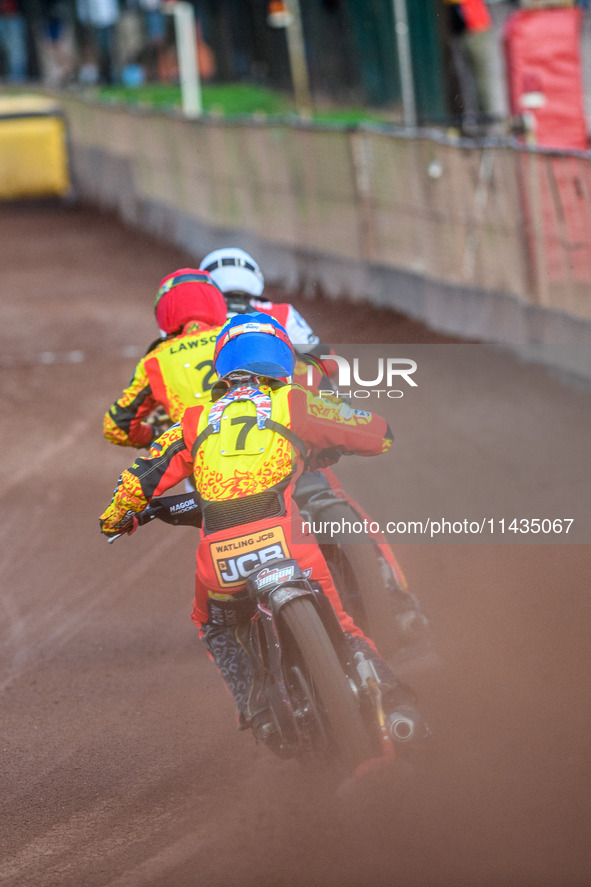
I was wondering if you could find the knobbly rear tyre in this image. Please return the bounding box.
[318,502,401,658]
[335,541,402,659]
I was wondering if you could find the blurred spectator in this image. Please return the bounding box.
[116,1,145,81]
[116,0,166,83]
[140,0,165,53]
[0,0,28,81]
[445,0,498,132]
[76,0,120,83]
[157,8,215,84]
[137,0,166,81]
[36,0,76,86]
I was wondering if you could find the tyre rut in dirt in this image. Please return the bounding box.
[280,596,374,772]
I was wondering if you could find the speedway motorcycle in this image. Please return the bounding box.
[145,407,429,661]
[108,492,424,776]
[294,470,429,659]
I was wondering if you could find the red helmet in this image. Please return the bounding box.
[154,269,227,335]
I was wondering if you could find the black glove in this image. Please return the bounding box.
[147,406,173,443]
[307,447,344,470]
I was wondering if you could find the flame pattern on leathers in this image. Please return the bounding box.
[99,466,153,530]
[100,384,392,532]
[103,321,222,448]
[194,433,294,501]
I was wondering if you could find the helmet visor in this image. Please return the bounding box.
[202,256,264,297]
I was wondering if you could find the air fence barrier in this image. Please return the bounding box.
[58,94,591,379]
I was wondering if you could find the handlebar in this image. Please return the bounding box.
[106,448,344,543]
[106,492,202,542]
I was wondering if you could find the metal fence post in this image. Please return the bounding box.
[164,2,202,119]
[391,0,416,128]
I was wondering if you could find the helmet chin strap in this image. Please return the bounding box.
[224,291,251,300]
[212,373,289,401]
[224,294,254,316]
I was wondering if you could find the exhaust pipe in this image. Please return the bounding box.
[387,706,424,744]
[397,609,429,639]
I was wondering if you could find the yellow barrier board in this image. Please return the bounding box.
[0,95,70,199]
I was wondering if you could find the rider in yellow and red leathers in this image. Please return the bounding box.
[198,248,425,637]
[103,257,330,451]
[103,253,426,645]
[99,314,416,746]
[103,269,227,448]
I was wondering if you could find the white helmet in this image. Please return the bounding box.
[199,248,265,298]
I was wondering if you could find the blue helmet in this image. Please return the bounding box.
[214,312,295,380]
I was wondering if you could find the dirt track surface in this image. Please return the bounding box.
[1,202,590,887]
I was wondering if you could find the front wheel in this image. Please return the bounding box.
[280,596,375,773]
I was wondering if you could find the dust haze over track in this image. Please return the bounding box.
[1,201,590,887]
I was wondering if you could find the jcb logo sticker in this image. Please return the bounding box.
[211,526,289,588]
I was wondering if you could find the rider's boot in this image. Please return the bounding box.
[250,710,289,757]
[231,623,291,758]
[201,623,254,723]
[377,554,430,642]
